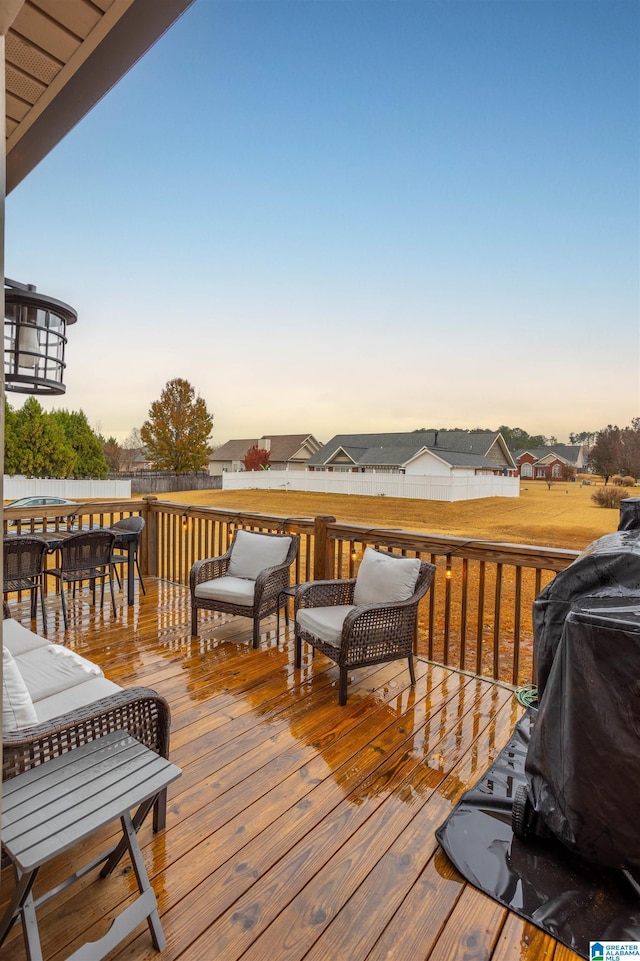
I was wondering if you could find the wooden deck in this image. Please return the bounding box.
[1,579,579,961]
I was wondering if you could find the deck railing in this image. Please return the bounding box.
[3,497,580,688]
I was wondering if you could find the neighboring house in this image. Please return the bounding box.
[512,445,588,480]
[209,434,323,476]
[305,431,516,476]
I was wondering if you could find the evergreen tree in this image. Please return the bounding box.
[53,409,108,478]
[4,399,20,475]
[15,398,75,477]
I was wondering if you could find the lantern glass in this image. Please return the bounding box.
[4,283,77,395]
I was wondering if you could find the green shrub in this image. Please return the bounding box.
[591,486,632,509]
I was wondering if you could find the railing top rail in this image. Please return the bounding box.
[2,499,148,518]
[326,521,580,571]
[142,498,317,534]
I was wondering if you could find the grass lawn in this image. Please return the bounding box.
[156,477,625,552]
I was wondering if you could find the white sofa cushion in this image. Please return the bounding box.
[194,576,256,607]
[16,644,104,702]
[2,618,50,657]
[353,548,421,606]
[34,677,122,723]
[296,606,355,648]
[3,646,38,730]
[227,530,292,580]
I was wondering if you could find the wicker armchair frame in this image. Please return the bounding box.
[190,530,300,648]
[3,535,49,632]
[294,554,436,705]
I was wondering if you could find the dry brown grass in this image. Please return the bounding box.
[155,477,622,552]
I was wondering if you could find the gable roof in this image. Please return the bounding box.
[512,445,584,466]
[210,434,322,464]
[307,431,516,471]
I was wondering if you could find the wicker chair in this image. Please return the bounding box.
[190,529,300,648]
[111,516,146,596]
[3,535,49,632]
[295,548,436,705]
[1,603,171,832]
[46,529,117,629]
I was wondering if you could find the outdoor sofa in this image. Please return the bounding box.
[2,603,171,830]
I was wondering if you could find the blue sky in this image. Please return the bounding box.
[6,0,639,445]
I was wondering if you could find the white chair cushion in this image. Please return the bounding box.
[195,576,256,606]
[34,677,122,724]
[353,548,421,606]
[227,530,292,580]
[296,606,355,648]
[15,644,103,702]
[2,618,50,657]
[3,646,38,731]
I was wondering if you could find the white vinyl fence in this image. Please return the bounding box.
[3,476,131,500]
[222,470,519,502]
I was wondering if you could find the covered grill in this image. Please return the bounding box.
[513,501,640,871]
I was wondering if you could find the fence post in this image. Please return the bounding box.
[313,515,336,579]
[142,495,158,577]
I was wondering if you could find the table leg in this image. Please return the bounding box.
[119,811,166,951]
[127,537,134,605]
[0,866,43,961]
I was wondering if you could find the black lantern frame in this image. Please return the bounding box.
[4,279,77,395]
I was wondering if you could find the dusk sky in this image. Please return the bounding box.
[5,0,639,447]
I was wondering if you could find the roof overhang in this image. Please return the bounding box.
[5,0,195,194]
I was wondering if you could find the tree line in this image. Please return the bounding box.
[588,420,640,484]
[5,397,110,478]
[3,379,638,482]
[4,378,214,477]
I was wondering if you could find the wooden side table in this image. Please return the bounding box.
[0,731,181,961]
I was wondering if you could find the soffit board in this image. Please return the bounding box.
[5,0,195,193]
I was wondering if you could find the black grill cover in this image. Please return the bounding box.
[532,530,640,697]
[619,497,640,531]
[525,600,640,869]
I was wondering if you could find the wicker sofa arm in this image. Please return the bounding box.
[2,686,171,781]
[295,579,356,610]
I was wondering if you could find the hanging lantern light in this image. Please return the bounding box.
[4,279,77,395]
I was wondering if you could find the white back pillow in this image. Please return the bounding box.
[3,646,38,731]
[354,548,421,606]
[228,529,292,580]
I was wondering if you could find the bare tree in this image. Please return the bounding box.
[120,428,143,471]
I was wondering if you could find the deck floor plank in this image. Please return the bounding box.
[1,580,582,961]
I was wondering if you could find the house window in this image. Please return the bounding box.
[521,463,533,478]
[552,463,562,478]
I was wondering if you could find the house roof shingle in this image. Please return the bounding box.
[307,431,515,470]
[210,434,321,464]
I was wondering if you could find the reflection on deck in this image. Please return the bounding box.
[1,579,574,961]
